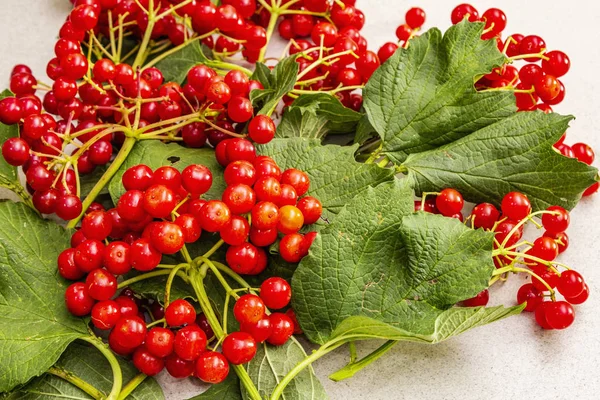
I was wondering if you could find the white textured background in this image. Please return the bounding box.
[1,1,599,399]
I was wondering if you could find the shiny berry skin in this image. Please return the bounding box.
[152,166,182,189]
[222,332,257,365]
[70,4,99,31]
[249,227,278,248]
[544,301,575,330]
[58,248,84,280]
[85,269,118,301]
[435,189,464,216]
[233,294,265,325]
[248,115,276,144]
[278,184,298,207]
[224,160,256,186]
[226,243,260,274]
[151,222,185,254]
[165,299,196,327]
[544,231,569,254]
[195,351,230,384]
[56,194,83,221]
[227,96,253,123]
[111,316,147,349]
[405,7,426,29]
[531,265,560,292]
[130,238,161,271]
[471,203,500,230]
[541,206,570,234]
[26,164,54,191]
[542,51,570,78]
[103,241,132,275]
[133,346,165,376]
[115,295,138,318]
[225,138,256,163]
[564,284,589,305]
[528,236,559,262]
[117,190,147,223]
[91,300,121,330]
[378,42,398,64]
[0,97,24,125]
[557,270,586,298]
[501,192,531,221]
[74,239,105,273]
[277,205,304,234]
[296,196,322,225]
[516,284,543,312]
[251,201,280,230]
[81,211,112,241]
[33,188,59,215]
[481,8,507,38]
[220,215,250,246]
[175,214,202,243]
[519,35,546,62]
[241,316,272,343]
[279,233,307,263]
[267,313,294,346]
[146,327,175,358]
[254,177,282,203]
[254,158,281,181]
[260,277,291,310]
[356,50,380,82]
[224,69,250,97]
[143,184,177,218]
[123,165,153,191]
[571,143,595,165]
[206,81,232,104]
[534,302,553,329]
[174,324,207,361]
[461,290,489,307]
[534,74,561,103]
[280,169,310,196]
[182,164,213,195]
[222,184,256,215]
[165,354,195,378]
[395,24,412,42]
[65,282,95,316]
[451,4,479,24]
[2,138,30,166]
[199,200,232,232]
[311,21,339,47]
[583,182,599,197]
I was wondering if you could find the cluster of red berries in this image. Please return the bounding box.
[416,188,588,330]
[376,7,427,64]
[214,138,323,267]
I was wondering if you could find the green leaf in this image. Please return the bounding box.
[329,305,524,345]
[0,90,19,187]
[243,339,328,400]
[250,56,299,115]
[403,112,599,211]
[108,140,225,204]
[277,94,362,139]
[257,138,394,221]
[5,342,164,399]
[354,114,377,145]
[292,180,497,345]
[188,373,241,400]
[363,21,515,164]
[79,165,109,199]
[0,201,88,392]
[154,40,210,84]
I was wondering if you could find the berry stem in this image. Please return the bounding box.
[117,269,178,289]
[0,177,37,213]
[132,0,156,69]
[188,268,262,400]
[164,263,189,307]
[66,136,137,228]
[79,335,123,400]
[116,373,147,400]
[201,239,225,260]
[329,340,397,382]
[48,366,105,400]
[145,318,165,329]
[258,0,281,63]
[198,257,240,300]
[208,260,254,291]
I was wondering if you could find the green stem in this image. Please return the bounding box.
[132,2,156,69]
[329,340,397,382]
[67,136,137,228]
[0,178,37,213]
[48,366,105,400]
[201,239,225,259]
[117,269,174,289]
[164,263,188,307]
[189,269,262,400]
[211,260,255,291]
[80,336,122,400]
[270,342,346,400]
[258,1,280,62]
[117,373,147,400]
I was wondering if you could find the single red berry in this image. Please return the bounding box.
[182,164,213,195]
[65,282,95,316]
[58,248,84,280]
[123,165,154,191]
[267,313,294,346]
[277,205,304,234]
[226,243,260,275]
[279,233,307,263]
[571,143,595,165]
[240,316,272,343]
[260,277,291,310]
[91,300,121,330]
[516,284,543,312]
[86,268,117,301]
[130,238,162,271]
[435,189,464,216]
[152,166,182,189]
[296,196,322,225]
[251,201,280,230]
[564,284,589,305]
[248,115,276,144]
[501,192,531,221]
[199,200,232,232]
[461,290,489,307]
[165,299,196,327]
[143,184,177,218]
[146,327,175,358]
[233,294,265,325]
[74,239,105,273]
[542,51,570,77]
[81,210,113,241]
[2,138,30,166]
[451,4,479,25]
[471,203,500,230]
[557,270,586,298]
[165,354,195,378]
[222,332,257,365]
[528,236,559,262]
[133,346,165,376]
[541,206,570,234]
[544,301,575,330]
[280,169,310,196]
[195,351,230,384]
[224,160,256,187]
[174,324,207,361]
[220,215,250,246]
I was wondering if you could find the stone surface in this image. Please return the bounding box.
[1,1,599,399]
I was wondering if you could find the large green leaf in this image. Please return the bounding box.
[153,40,211,84]
[329,305,524,345]
[0,201,88,392]
[188,373,242,400]
[5,342,164,399]
[108,140,225,204]
[243,339,327,400]
[250,56,299,115]
[403,111,599,211]
[292,180,497,345]
[0,90,20,189]
[257,138,394,222]
[277,94,362,139]
[364,21,514,164]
